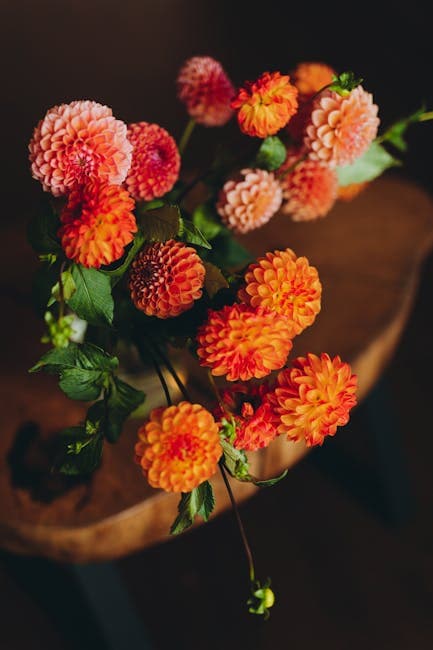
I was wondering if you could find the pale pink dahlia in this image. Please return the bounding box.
[177,56,235,126]
[304,86,379,167]
[29,100,132,196]
[125,122,180,201]
[217,168,282,234]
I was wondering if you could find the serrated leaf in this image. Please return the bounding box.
[48,270,76,306]
[58,367,105,401]
[379,106,426,152]
[68,265,114,326]
[170,481,215,535]
[337,142,401,187]
[255,136,287,171]
[192,204,223,240]
[27,199,62,254]
[30,341,118,374]
[140,204,181,242]
[203,261,229,298]
[179,217,212,249]
[56,425,103,475]
[105,377,145,442]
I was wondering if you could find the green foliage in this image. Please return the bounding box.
[247,579,275,619]
[337,142,400,186]
[170,481,215,535]
[178,217,212,249]
[102,377,145,442]
[139,203,181,242]
[68,265,114,326]
[255,136,286,171]
[32,263,60,315]
[203,261,229,298]
[192,204,223,240]
[48,269,76,306]
[41,312,74,349]
[379,106,426,152]
[329,71,363,96]
[252,469,288,487]
[102,231,146,281]
[56,425,103,475]
[27,198,62,254]
[220,437,250,480]
[207,230,253,271]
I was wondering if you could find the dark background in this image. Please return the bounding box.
[1,1,433,649]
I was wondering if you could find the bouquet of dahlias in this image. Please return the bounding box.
[27,56,431,617]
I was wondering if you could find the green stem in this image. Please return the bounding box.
[58,261,66,319]
[220,463,256,584]
[135,338,172,407]
[419,111,433,122]
[178,118,196,156]
[152,342,191,402]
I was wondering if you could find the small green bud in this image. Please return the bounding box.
[41,311,74,349]
[247,579,275,619]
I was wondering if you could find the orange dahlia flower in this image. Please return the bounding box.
[135,401,222,493]
[125,122,180,201]
[279,154,338,221]
[270,353,357,446]
[291,62,336,101]
[231,71,298,138]
[217,383,278,451]
[217,168,282,234]
[59,182,137,268]
[129,239,205,318]
[338,181,369,201]
[197,304,294,382]
[29,100,132,196]
[304,86,379,167]
[238,248,321,336]
[177,56,235,126]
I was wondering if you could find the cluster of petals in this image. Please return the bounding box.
[279,150,338,221]
[125,122,180,201]
[217,168,282,234]
[269,353,357,447]
[129,239,205,318]
[217,383,278,451]
[291,62,336,101]
[304,86,379,167]
[29,100,132,196]
[58,181,137,268]
[238,248,322,337]
[197,303,293,382]
[135,402,222,492]
[231,71,298,138]
[177,56,235,127]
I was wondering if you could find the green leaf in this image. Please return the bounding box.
[105,377,145,442]
[68,265,114,326]
[220,438,250,480]
[329,71,363,96]
[27,199,62,254]
[102,231,145,281]
[208,231,254,271]
[170,481,215,535]
[30,342,118,374]
[251,469,288,487]
[178,218,212,249]
[203,261,229,298]
[140,203,181,242]
[58,367,105,401]
[255,136,287,171]
[192,204,223,240]
[48,269,76,306]
[32,263,61,315]
[379,106,426,152]
[56,425,103,475]
[337,142,401,186]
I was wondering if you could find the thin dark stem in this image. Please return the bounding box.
[178,118,196,156]
[58,261,66,318]
[219,463,256,584]
[152,342,191,402]
[135,338,172,406]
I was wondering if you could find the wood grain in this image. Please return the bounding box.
[1,175,433,562]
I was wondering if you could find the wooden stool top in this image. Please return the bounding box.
[1,175,433,562]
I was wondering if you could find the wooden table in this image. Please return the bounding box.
[1,175,433,563]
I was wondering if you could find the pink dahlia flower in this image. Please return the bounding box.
[177,56,235,127]
[304,86,379,167]
[126,122,180,201]
[29,100,132,196]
